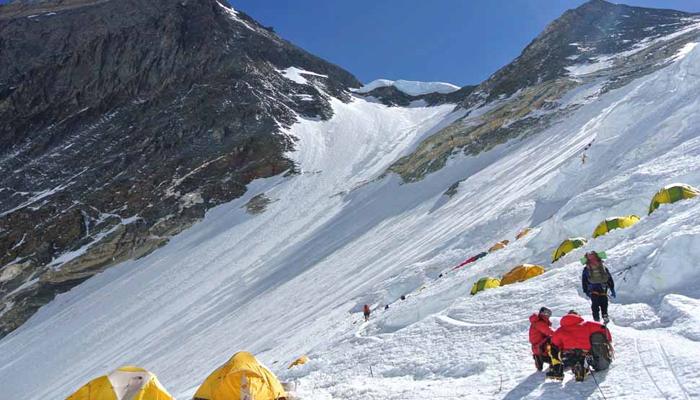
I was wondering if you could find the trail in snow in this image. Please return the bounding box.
[2,26,700,400]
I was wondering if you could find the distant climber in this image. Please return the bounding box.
[384,304,389,310]
[529,307,554,371]
[581,152,587,164]
[400,295,406,301]
[363,304,371,321]
[547,310,613,381]
[581,251,615,324]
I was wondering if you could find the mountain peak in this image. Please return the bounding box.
[472,0,698,100]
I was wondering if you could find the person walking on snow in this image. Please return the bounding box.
[363,304,371,322]
[582,251,615,324]
[547,310,613,381]
[529,307,555,371]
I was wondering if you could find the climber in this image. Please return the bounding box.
[582,251,615,324]
[546,310,613,381]
[363,304,371,321]
[529,307,554,371]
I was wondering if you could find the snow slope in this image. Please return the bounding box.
[354,79,461,96]
[3,31,700,400]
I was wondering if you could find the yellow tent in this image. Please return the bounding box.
[500,264,545,285]
[288,355,309,369]
[66,366,173,400]
[488,240,510,253]
[194,352,286,400]
[515,228,532,240]
[470,277,501,295]
[592,215,640,238]
[552,237,588,262]
[648,183,700,214]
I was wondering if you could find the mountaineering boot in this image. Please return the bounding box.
[574,363,587,382]
[534,355,544,371]
[603,314,610,325]
[546,364,564,380]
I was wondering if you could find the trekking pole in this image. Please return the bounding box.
[588,367,608,400]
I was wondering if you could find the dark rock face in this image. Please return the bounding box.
[390,0,700,181]
[0,0,359,336]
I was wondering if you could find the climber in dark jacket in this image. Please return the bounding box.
[581,251,615,324]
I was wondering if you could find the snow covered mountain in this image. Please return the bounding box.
[354,79,461,96]
[2,1,700,399]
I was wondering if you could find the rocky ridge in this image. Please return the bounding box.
[388,0,700,182]
[0,0,359,336]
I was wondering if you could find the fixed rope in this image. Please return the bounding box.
[588,366,608,400]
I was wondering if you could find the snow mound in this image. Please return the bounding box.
[354,79,461,96]
[278,67,328,85]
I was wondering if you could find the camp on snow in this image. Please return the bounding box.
[470,277,501,295]
[194,351,286,400]
[648,183,700,214]
[592,215,640,238]
[488,240,509,253]
[515,228,532,240]
[288,355,308,369]
[552,237,587,262]
[66,366,173,400]
[500,264,545,286]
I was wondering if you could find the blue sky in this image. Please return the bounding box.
[230,0,700,86]
[2,0,699,86]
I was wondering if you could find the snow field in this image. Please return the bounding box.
[2,24,700,400]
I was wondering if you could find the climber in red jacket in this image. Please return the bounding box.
[529,307,554,371]
[547,310,613,381]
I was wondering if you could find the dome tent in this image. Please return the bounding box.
[515,228,532,240]
[470,277,501,295]
[66,366,173,400]
[592,215,640,238]
[288,355,308,369]
[194,351,286,400]
[552,237,587,262]
[648,183,700,214]
[488,240,510,253]
[500,264,545,285]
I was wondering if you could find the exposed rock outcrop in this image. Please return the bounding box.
[0,0,360,336]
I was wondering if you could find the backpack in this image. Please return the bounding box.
[589,332,612,371]
[587,263,609,285]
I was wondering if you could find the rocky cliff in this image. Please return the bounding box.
[0,0,359,336]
